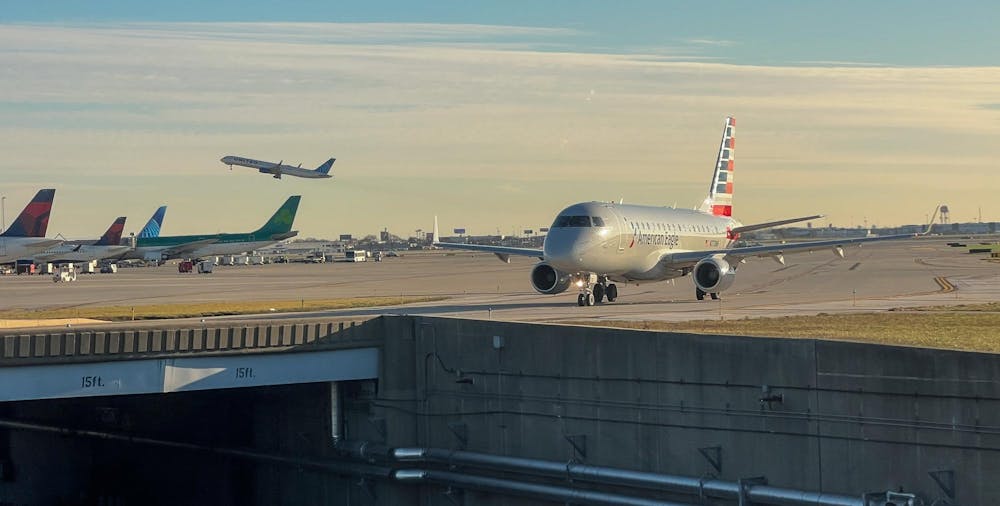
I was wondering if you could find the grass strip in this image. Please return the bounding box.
[560,311,1000,353]
[0,296,447,322]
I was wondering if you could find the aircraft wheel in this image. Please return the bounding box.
[606,284,618,302]
[696,288,706,301]
[585,292,596,306]
[593,283,606,303]
[577,294,586,306]
[710,292,720,300]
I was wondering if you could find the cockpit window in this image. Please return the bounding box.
[592,217,606,227]
[552,215,592,228]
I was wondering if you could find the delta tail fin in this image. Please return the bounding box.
[95,217,127,246]
[253,195,301,238]
[698,117,736,217]
[314,158,336,176]
[138,206,167,239]
[1,189,55,238]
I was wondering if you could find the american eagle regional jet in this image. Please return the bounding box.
[435,117,935,306]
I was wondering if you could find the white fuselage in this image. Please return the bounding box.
[34,243,131,264]
[220,156,331,179]
[0,237,62,264]
[543,202,742,283]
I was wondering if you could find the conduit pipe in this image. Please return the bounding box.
[393,447,861,506]
[394,469,696,506]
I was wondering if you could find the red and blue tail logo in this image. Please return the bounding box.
[698,117,735,217]
[1,189,55,238]
[95,216,127,246]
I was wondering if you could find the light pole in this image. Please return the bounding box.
[1,195,5,234]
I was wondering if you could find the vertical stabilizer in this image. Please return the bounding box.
[314,158,336,175]
[1,189,55,237]
[138,206,167,239]
[96,217,127,246]
[253,196,301,237]
[698,117,736,216]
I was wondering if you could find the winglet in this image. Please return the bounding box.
[432,216,440,244]
[922,206,941,235]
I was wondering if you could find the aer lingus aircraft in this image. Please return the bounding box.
[221,155,335,180]
[121,196,301,262]
[435,117,936,306]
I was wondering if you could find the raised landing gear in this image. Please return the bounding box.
[577,276,618,306]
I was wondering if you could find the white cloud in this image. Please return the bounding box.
[0,22,997,236]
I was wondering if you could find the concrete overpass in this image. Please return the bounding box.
[0,316,996,505]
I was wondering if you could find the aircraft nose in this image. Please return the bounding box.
[544,229,594,269]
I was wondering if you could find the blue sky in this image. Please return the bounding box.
[1,3,998,238]
[5,1,998,66]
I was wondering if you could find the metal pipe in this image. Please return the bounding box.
[330,381,341,443]
[394,469,697,506]
[393,447,862,506]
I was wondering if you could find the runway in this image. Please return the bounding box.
[1,238,997,324]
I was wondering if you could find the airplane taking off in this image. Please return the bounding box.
[0,189,61,264]
[122,196,301,262]
[34,216,130,264]
[435,117,936,306]
[220,155,335,180]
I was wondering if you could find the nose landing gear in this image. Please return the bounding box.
[695,288,720,301]
[576,276,618,306]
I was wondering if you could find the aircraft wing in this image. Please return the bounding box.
[161,239,219,259]
[435,242,544,263]
[660,232,924,270]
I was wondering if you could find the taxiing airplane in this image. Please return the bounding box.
[123,196,301,261]
[435,117,936,306]
[221,155,335,180]
[35,216,131,264]
[0,189,61,264]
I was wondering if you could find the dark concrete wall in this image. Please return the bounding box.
[361,316,1000,506]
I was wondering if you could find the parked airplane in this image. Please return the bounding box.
[0,189,61,265]
[34,216,130,264]
[434,117,935,306]
[123,196,301,261]
[220,155,335,180]
[137,206,167,239]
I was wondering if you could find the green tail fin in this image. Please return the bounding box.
[254,196,301,237]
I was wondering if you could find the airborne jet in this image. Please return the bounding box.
[435,117,935,306]
[221,155,335,180]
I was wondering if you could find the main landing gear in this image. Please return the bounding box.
[695,287,720,301]
[577,276,618,306]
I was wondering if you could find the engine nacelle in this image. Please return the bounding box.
[530,262,572,295]
[693,255,737,293]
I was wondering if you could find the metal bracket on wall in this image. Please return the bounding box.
[564,434,587,461]
[368,416,387,441]
[738,476,767,506]
[355,477,376,500]
[442,486,464,506]
[698,445,722,475]
[447,422,468,449]
[928,469,956,501]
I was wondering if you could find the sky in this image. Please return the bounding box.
[1,2,998,239]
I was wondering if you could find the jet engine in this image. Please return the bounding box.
[530,262,572,294]
[693,255,737,294]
